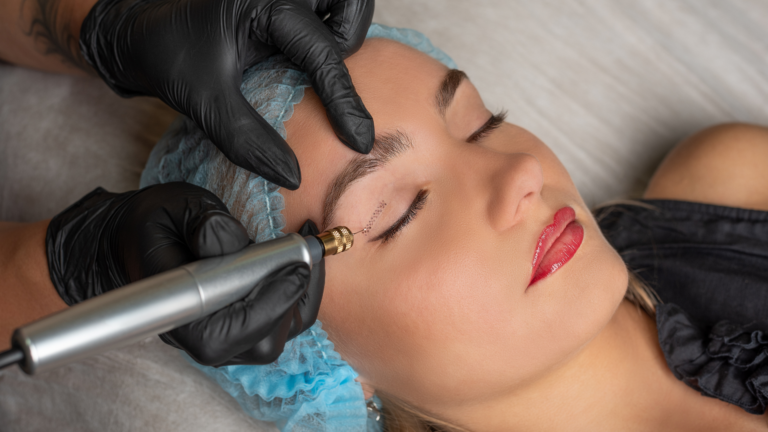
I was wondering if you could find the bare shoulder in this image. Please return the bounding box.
[643,123,768,211]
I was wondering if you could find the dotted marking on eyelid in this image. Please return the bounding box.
[362,201,387,235]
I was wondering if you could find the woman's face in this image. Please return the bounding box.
[281,39,628,412]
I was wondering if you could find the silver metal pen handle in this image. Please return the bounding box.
[13,234,315,374]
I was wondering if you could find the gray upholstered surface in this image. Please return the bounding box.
[2,1,768,431]
[0,66,176,222]
[0,337,275,432]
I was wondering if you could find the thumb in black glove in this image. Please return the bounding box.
[47,182,324,365]
[80,0,375,190]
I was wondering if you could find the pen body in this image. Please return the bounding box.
[13,233,318,374]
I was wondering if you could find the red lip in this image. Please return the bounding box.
[528,207,584,287]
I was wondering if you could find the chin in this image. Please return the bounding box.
[576,237,630,335]
[545,228,630,354]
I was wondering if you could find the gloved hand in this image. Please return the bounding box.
[46,182,324,365]
[79,0,375,190]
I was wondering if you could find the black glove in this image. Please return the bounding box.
[46,182,324,365]
[79,0,375,190]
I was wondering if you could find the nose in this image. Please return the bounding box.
[487,153,543,232]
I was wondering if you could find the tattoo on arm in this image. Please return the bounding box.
[21,0,93,73]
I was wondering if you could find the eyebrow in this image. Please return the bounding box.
[436,69,468,116]
[321,69,467,229]
[322,130,413,229]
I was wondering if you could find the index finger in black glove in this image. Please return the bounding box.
[215,222,325,366]
[163,261,310,366]
[252,0,375,155]
[161,220,326,366]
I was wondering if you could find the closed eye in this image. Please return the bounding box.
[371,190,429,244]
[467,110,507,143]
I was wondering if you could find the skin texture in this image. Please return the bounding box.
[0,220,66,351]
[280,39,768,431]
[0,0,97,74]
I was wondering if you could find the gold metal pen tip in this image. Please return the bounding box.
[316,226,354,256]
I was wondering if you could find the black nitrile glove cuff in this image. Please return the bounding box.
[46,187,138,305]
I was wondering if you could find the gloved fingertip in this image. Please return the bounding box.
[208,92,302,190]
[243,141,302,191]
[266,163,302,191]
[298,220,320,236]
[246,324,292,365]
[326,97,374,154]
[193,212,250,258]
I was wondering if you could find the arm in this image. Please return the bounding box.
[0,0,97,75]
[0,220,67,350]
[644,123,768,211]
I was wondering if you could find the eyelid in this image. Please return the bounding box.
[370,190,429,244]
[467,110,507,143]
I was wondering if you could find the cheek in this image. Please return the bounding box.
[320,228,535,406]
[320,225,628,409]
[318,239,502,392]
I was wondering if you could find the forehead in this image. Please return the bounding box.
[344,38,450,120]
[280,39,449,232]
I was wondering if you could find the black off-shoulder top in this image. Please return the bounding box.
[596,200,768,415]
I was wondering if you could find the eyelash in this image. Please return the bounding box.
[366,111,503,244]
[467,110,507,143]
[373,189,429,244]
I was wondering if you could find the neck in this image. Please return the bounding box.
[451,300,766,432]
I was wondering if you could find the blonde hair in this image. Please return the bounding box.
[377,201,660,432]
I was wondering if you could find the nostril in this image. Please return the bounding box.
[488,153,544,232]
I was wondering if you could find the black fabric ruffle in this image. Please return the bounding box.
[657,303,768,414]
